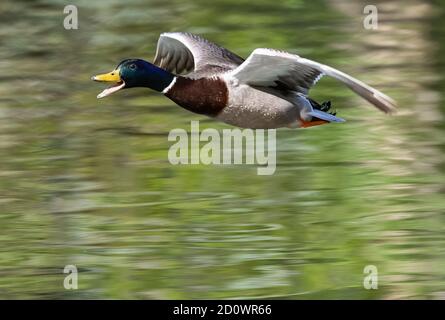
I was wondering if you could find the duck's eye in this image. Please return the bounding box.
[129,64,136,70]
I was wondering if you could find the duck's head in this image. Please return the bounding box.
[92,59,174,98]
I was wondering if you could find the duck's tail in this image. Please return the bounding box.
[307,109,345,123]
[305,98,345,125]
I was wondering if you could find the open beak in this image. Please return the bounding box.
[92,70,125,99]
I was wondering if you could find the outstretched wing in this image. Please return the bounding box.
[153,32,244,76]
[228,48,397,113]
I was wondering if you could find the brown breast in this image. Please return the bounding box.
[165,76,228,117]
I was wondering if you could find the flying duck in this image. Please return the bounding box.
[92,32,396,129]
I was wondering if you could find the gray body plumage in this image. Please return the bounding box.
[217,82,300,128]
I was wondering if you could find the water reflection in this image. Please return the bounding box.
[1,0,445,299]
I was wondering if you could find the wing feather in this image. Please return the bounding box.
[229,48,397,113]
[154,32,244,76]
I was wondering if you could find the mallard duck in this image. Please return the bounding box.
[92,32,396,129]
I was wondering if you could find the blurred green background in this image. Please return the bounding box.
[1,0,445,299]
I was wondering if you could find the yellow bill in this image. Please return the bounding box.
[92,70,125,99]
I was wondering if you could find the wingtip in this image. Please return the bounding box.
[386,107,398,115]
[382,102,398,115]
